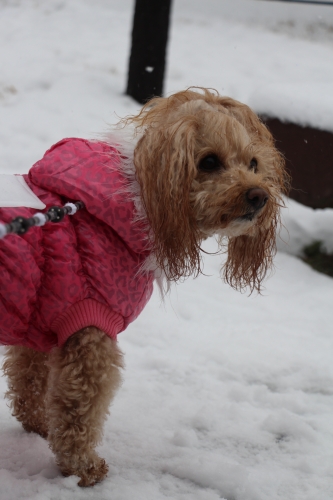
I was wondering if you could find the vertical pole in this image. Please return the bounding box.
[126,0,172,104]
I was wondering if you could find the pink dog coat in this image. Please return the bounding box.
[0,138,154,352]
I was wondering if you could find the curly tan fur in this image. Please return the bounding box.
[46,327,123,486]
[3,346,49,438]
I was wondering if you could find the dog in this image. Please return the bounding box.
[1,88,287,486]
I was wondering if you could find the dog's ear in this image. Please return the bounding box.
[222,198,280,293]
[134,116,202,281]
[214,97,288,292]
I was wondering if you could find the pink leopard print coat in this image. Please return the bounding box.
[0,138,154,352]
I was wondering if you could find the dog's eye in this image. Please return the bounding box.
[249,158,258,173]
[198,155,222,173]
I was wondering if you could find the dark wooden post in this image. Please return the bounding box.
[126,0,172,104]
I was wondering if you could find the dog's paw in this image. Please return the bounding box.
[77,458,109,487]
[59,456,109,487]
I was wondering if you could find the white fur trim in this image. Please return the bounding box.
[102,126,169,292]
[102,125,145,220]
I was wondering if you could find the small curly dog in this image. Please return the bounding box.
[1,88,287,486]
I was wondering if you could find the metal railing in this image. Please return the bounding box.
[265,0,333,5]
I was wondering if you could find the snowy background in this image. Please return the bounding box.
[0,0,333,498]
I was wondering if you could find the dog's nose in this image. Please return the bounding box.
[246,188,269,210]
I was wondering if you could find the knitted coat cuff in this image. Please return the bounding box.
[51,299,125,346]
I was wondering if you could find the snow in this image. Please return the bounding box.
[0,0,333,499]
[170,0,333,132]
[279,197,333,255]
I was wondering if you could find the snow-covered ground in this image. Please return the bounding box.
[0,1,333,499]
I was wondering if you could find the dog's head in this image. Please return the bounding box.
[130,88,288,292]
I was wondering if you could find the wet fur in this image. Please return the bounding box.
[2,88,287,486]
[131,88,287,288]
[3,328,123,487]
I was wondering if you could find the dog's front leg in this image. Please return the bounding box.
[46,326,124,486]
